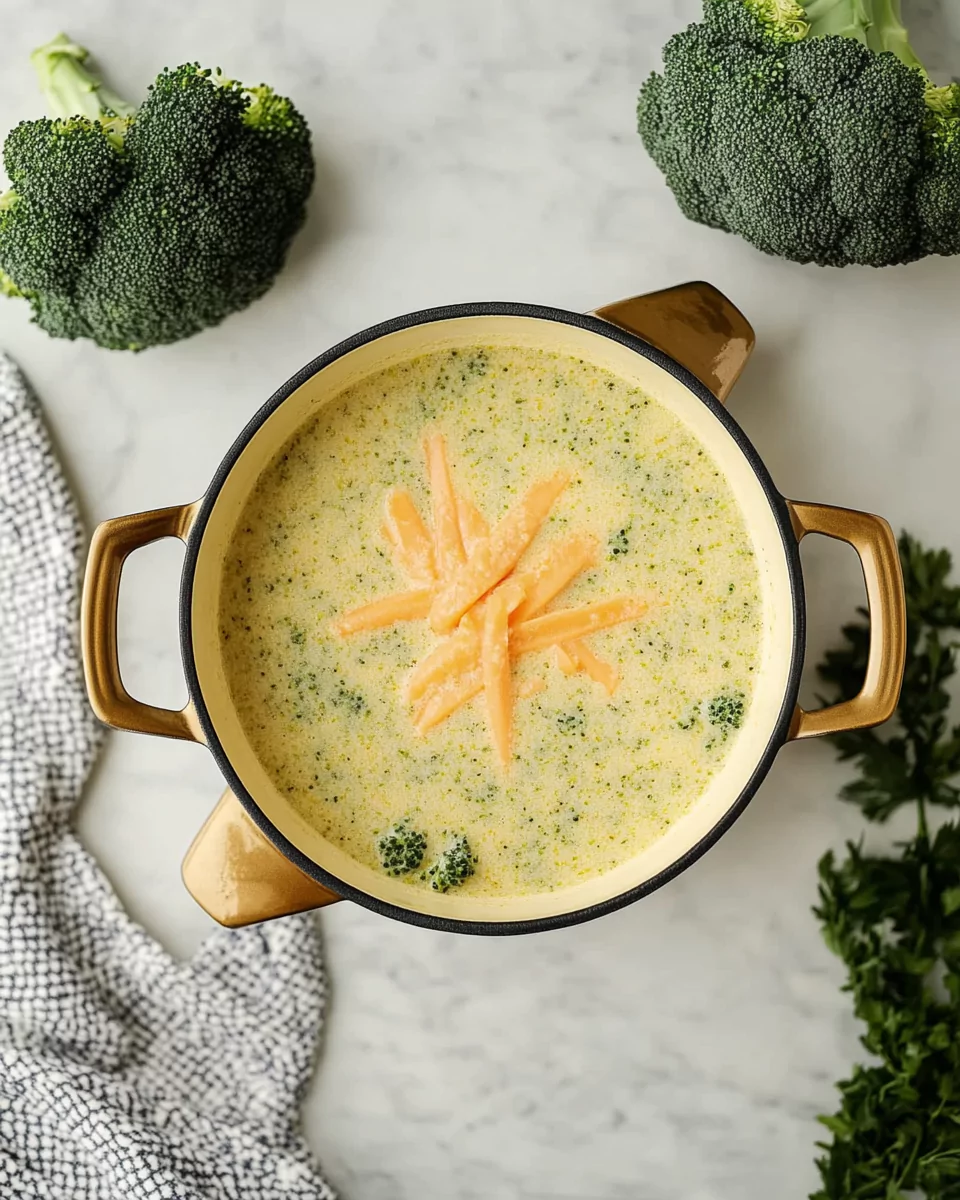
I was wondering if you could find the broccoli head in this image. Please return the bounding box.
[425,834,477,893]
[377,820,428,877]
[637,0,960,267]
[0,34,314,349]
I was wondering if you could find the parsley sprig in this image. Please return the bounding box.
[812,534,960,1199]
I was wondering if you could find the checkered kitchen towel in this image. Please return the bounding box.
[0,352,334,1199]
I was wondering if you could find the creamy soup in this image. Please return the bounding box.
[219,345,763,898]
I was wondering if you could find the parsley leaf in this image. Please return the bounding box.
[812,534,960,1199]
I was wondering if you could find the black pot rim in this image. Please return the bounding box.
[180,301,805,936]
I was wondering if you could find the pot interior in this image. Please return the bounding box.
[189,313,797,925]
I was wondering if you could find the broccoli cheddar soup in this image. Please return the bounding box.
[219,345,764,898]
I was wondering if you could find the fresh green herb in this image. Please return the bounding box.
[638,1,960,268]
[811,534,960,1198]
[377,820,427,877]
[0,33,313,349]
[425,834,476,892]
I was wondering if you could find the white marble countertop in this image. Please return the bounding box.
[3,2,960,1196]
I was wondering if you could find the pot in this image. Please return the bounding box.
[81,282,907,934]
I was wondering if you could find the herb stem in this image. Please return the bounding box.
[917,793,930,842]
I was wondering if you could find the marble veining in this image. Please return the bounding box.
[2,1,960,1196]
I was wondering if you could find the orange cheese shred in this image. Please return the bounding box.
[414,667,483,734]
[424,434,465,580]
[560,640,620,695]
[456,492,489,555]
[554,644,578,675]
[405,625,480,702]
[429,472,569,634]
[481,586,514,769]
[409,579,525,704]
[333,587,435,636]
[510,597,649,657]
[383,489,436,583]
[511,534,598,624]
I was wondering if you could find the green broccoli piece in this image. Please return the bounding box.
[0,34,314,349]
[332,679,367,715]
[707,690,746,731]
[557,707,586,735]
[377,820,427,877]
[608,525,631,558]
[637,0,960,267]
[425,834,477,892]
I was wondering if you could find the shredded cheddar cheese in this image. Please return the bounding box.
[335,435,647,767]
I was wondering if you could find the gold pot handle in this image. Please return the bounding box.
[82,503,202,741]
[787,502,906,740]
[592,280,756,403]
[182,789,340,926]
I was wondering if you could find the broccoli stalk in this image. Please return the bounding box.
[30,34,135,142]
[638,0,960,267]
[752,0,939,82]
[752,0,919,58]
[0,34,314,349]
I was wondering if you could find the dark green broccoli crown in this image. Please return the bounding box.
[0,51,314,349]
[0,116,128,339]
[638,0,960,267]
[707,690,746,731]
[916,85,960,258]
[377,820,427,877]
[426,834,476,893]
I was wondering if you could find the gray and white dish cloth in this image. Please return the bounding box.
[0,351,334,1200]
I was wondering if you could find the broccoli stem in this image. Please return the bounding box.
[802,0,924,71]
[858,0,924,70]
[799,0,958,113]
[30,34,135,130]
